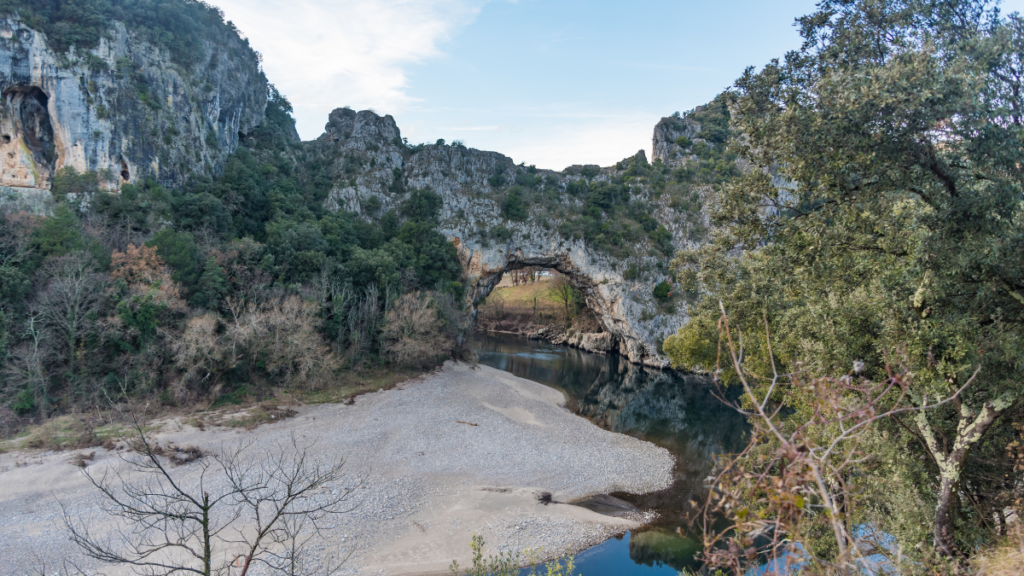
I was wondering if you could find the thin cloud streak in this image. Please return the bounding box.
[441,126,501,131]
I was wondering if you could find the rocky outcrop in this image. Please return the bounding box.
[317,108,698,368]
[0,16,266,202]
[651,114,701,166]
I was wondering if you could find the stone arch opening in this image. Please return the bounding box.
[469,253,622,356]
[0,86,56,189]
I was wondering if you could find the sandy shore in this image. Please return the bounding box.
[0,363,674,575]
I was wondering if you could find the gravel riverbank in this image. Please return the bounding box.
[0,363,674,575]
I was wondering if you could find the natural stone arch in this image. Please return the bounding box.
[456,240,661,366]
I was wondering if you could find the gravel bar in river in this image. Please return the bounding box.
[0,362,674,575]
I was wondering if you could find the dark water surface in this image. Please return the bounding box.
[470,332,748,574]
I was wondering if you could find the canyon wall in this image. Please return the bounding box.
[0,16,266,210]
[317,108,714,367]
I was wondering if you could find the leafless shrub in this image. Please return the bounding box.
[145,443,204,466]
[69,451,96,468]
[381,291,457,368]
[62,420,356,576]
[548,275,576,320]
[570,308,602,333]
[172,295,336,390]
[485,291,507,321]
[0,404,20,438]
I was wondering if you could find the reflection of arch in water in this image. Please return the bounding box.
[628,529,703,572]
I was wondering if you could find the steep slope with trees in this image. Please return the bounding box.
[0,3,469,436]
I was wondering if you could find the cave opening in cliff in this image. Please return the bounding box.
[120,159,131,182]
[2,86,55,166]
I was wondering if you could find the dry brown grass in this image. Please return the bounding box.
[221,403,299,430]
[477,280,567,333]
[487,279,561,310]
[975,521,1024,575]
[20,414,101,451]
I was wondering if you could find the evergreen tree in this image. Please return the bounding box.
[193,259,227,310]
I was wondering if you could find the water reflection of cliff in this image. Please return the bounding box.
[472,333,748,572]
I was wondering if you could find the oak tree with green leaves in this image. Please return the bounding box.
[666,0,1024,566]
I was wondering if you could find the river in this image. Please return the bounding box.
[470,332,749,574]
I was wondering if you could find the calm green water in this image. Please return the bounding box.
[470,332,748,574]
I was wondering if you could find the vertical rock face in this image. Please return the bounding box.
[317,108,702,368]
[0,16,266,202]
[0,86,54,188]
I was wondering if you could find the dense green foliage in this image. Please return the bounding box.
[652,280,672,302]
[665,0,1024,568]
[552,154,679,257]
[0,0,252,67]
[0,90,467,423]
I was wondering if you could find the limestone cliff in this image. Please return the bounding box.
[0,16,266,207]
[317,108,705,368]
[651,113,702,166]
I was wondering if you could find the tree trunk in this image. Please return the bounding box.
[916,390,1017,559]
[934,475,959,557]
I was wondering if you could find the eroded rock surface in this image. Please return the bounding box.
[317,108,705,367]
[0,16,266,199]
[652,113,702,166]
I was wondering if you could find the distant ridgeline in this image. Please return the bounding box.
[0,0,745,425]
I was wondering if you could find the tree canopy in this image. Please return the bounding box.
[666,0,1024,567]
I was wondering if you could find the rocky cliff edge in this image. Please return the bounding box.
[0,16,267,210]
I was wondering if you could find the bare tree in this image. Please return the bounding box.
[381,291,459,367]
[62,421,356,576]
[0,211,39,268]
[36,252,104,371]
[2,311,53,417]
[486,290,506,322]
[173,296,335,389]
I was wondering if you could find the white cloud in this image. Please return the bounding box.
[487,113,659,171]
[211,0,486,139]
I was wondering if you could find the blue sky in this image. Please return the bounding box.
[210,0,1024,170]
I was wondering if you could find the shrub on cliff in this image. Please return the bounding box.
[502,187,528,221]
[652,280,672,302]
